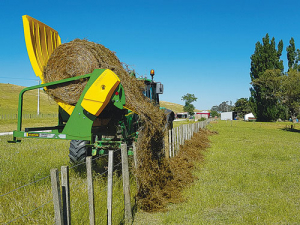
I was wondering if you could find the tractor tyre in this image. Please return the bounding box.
[69,140,89,164]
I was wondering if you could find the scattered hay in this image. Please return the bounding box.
[136,129,213,212]
[44,39,167,208]
[44,39,212,212]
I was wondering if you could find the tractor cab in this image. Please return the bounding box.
[140,69,164,105]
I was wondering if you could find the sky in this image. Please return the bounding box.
[1,0,300,110]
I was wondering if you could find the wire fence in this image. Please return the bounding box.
[1,175,53,224]
[1,119,212,224]
[167,118,213,158]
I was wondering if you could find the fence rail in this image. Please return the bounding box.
[1,119,212,224]
[0,113,58,120]
[167,118,212,158]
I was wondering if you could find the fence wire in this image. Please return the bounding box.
[2,120,213,224]
[0,175,50,198]
[4,199,52,225]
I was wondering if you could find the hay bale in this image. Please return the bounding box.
[45,39,188,211]
[43,39,125,105]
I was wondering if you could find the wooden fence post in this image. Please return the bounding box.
[132,142,138,169]
[50,168,64,225]
[182,124,185,144]
[132,142,140,192]
[121,144,133,224]
[184,124,187,143]
[187,124,189,140]
[176,127,178,153]
[61,166,71,225]
[86,157,95,225]
[172,128,175,157]
[168,129,172,158]
[107,149,114,225]
[192,124,194,136]
[179,125,182,146]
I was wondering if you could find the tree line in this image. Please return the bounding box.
[212,34,300,122]
[250,34,300,121]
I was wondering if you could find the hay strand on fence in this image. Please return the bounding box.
[135,128,212,211]
[44,39,212,212]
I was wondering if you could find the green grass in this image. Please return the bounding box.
[0,134,137,224]
[0,83,58,115]
[133,120,300,224]
[0,83,60,132]
[0,117,58,132]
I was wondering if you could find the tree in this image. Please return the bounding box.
[218,101,233,112]
[181,93,197,116]
[281,70,300,120]
[251,69,287,120]
[286,37,300,72]
[287,37,297,71]
[233,98,251,118]
[211,101,233,112]
[210,110,219,118]
[211,105,219,112]
[250,33,284,121]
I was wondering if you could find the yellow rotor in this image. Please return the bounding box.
[22,15,75,114]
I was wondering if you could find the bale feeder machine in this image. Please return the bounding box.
[10,15,174,163]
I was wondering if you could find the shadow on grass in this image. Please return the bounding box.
[281,124,300,133]
[70,151,122,177]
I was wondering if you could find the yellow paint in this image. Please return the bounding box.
[81,70,120,116]
[123,106,138,115]
[22,15,74,115]
[125,111,135,117]
[22,15,61,82]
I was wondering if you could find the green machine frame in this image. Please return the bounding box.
[10,69,126,145]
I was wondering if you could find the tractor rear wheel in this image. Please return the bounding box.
[69,140,89,164]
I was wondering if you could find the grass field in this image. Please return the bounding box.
[2,119,300,224]
[1,83,201,117]
[0,83,58,115]
[134,120,300,224]
[0,134,136,224]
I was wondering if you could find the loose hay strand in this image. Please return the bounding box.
[44,39,211,211]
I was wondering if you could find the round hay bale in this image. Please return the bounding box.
[44,38,181,211]
[43,39,125,105]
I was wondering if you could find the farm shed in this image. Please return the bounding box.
[195,111,210,120]
[244,113,256,121]
[221,111,237,120]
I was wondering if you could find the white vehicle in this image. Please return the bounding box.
[221,111,237,120]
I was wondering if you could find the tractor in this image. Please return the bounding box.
[10,15,174,163]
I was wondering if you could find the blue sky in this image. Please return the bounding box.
[1,0,300,110]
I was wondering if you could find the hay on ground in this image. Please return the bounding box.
[44,39,212,211]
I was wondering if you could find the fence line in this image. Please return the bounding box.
[0,175,50,198]
[2,119,212,224]
[4,199,53,225]
[167,119,212,158]
[1,153,99,224]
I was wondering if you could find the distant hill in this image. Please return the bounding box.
[0,83,200,115]
[160,101,201,113]
[0,83,58,115]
